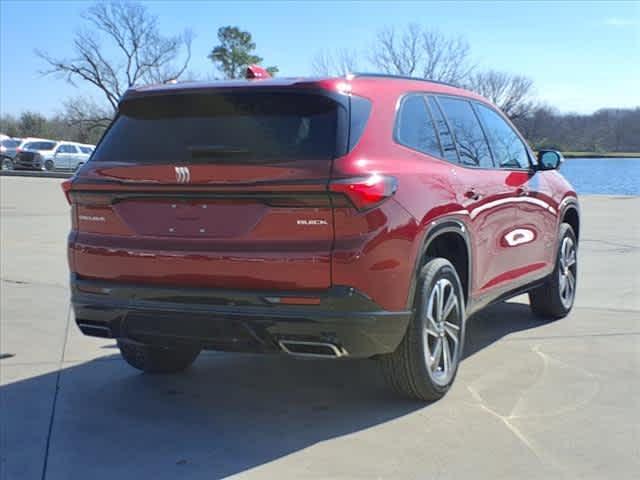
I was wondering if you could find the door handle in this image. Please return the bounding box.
[464,188,483,201]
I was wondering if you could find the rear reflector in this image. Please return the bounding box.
[264,296,322,305]
[61,179,73,205]
[76,283,113,295]
[329,174,397,210]
[69,192,113,207]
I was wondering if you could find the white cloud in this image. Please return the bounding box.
[604,17,640,27]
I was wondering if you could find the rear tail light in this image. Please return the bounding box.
[61,179,73,205]
[329,174,398,210]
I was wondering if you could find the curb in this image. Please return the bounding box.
[0,171,72,179]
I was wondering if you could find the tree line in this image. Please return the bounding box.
[514,107,640,153]
[0,110,103,145]
[1,0,637,154]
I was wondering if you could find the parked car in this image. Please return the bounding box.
[63,71,580,401]
[14,139,88,171]
[1,137,23,170]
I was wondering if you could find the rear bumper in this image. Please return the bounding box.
[70,275,412,358]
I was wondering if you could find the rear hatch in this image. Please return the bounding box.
[70,88,349,291]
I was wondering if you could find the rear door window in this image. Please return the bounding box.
[427,97,459,163]
[395,94,441,158]
[58,144,77,154]
[437,97,494,168]
[475,104,530,169]
[92,92,347,164]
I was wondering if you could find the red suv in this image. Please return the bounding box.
[64,71,579,401]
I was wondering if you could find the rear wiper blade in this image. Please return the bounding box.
[187,144,290,164]
[188,145,251,156]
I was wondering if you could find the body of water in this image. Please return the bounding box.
[559,158,639,196]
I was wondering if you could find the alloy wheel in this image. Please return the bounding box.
[558,236,577,309]
[423,278,462,386]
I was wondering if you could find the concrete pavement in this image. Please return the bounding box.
[1,177,638,479]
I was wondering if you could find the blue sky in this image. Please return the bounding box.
[1,0,639,116]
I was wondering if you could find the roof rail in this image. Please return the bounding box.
[350,72,459,88]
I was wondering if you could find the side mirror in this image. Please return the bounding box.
[536,150,564,171]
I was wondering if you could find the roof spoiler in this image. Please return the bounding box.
[245,65,271,80]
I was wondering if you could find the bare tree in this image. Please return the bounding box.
[370,24,422,76]
[62,97,113,133]
[311,49,359,76]
[37,0,192,126]
[467,70,536,120]
[421,30,474,84]
[369,24,474,85]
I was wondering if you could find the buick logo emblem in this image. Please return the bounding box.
[174,166,191,183]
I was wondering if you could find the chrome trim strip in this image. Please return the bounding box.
[278,340,348,358]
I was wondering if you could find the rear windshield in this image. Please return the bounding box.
[24,141,56,150]
[92,92,347,164]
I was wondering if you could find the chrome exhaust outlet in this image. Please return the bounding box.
[278,340,347,358]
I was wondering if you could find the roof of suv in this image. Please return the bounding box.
[121,73,487,104]
[23,137,57,145]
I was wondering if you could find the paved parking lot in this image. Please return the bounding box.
[1,177,638,479]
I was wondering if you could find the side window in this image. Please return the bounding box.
[427,96,459,163]
[395,94,441,158]
[58,144,74,153]
[437,97,494,168]
[475,104,530,169]
[349,95,372,151]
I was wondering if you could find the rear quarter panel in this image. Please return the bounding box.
[330,82,469,311]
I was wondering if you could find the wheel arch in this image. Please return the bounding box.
[406,218,472,309]
[562,204,580,241]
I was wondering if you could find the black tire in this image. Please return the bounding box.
[117,338,201,373]
[44,159,54,171]
[1,157,13,171]
[379,258,466,401]
[529,223,578,319]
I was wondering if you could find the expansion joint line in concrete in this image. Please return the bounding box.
[40,305,72,480]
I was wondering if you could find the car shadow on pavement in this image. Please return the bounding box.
[1,300,553,479]
[462,299,554,359]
